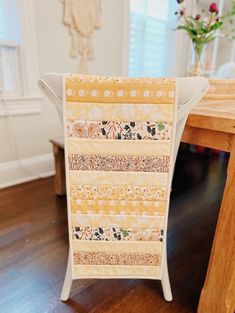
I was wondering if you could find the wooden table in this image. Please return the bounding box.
[49,137,66,196]
[182,99,235,313]
[50,99,235,313]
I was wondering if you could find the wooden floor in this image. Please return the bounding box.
[0,147,228,313]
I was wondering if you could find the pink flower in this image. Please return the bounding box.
[209,3,219,14]
[179,9,185,16]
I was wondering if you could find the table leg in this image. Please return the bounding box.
[52,144,66,196]
[198,136,235,313]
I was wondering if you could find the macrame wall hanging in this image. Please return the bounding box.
[62,0,102,73]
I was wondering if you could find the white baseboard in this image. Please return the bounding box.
[0,153,55,189]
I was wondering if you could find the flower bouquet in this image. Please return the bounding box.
[175,1,223,76]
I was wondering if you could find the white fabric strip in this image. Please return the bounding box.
[72,239,162,253]
[71,213,165,229]
[73,264,161,279]
[69,171,168,187]
[68,138,171,156]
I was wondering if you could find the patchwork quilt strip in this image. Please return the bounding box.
[69,154,170,172]
[64,74,176,279]
[72,226,164,242]
[67,119,172,140]
[66,102,173,122]
[70,199,166,216]
[69,170,168,186]
[70,184,167,201]
[71,213,165,228]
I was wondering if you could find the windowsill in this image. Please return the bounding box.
[0,96,42,117]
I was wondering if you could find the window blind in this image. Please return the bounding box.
[0,0,20,46]
[129,0,172,77]
[0,0,21,94]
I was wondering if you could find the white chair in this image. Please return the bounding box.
[38,74,209,302]
[217,62,235,79]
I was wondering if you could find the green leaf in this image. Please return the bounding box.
[201,26,209,34]
[120,228,129,237]
[205,34,215,43]
[157,122,165,131]
[176,25,187,30]
[210,21,223,31]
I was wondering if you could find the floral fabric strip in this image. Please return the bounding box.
[70,184,166,201]
[73,251,160,266]
[67,120,171,141]
[72,226,164,242]
[69,154,169,172]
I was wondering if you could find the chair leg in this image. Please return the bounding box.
[61,250,73,301]
[161,248,173,302]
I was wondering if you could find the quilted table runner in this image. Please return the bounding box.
[63,74,177,279]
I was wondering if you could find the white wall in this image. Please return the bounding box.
[0,0,125,187]
[35,0,125,76]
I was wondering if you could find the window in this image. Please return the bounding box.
[0,0,41,116]
[0,0,22,96]
[128,0,175,77]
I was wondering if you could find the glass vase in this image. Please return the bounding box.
[188,42,207,76]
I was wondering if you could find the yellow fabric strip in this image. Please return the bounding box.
[66,74,175,85]
[68,138,171,156]
[66,81,175,104]
[71,214,164,229]
[69,171,168,187]
[72,239,162,254]
[73,264,160,279]
[70,184,166,202]
[70,199,166,216]
[66,102,174,122]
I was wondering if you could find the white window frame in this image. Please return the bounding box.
[122,0,131,76]
[0,0,42,117]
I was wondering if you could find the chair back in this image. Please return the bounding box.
[39,73,209,279]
